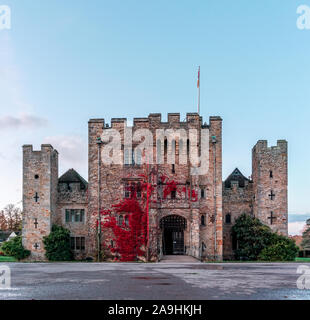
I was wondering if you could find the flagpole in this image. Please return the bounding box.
[197,66,200,114]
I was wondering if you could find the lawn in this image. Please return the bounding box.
[295,257,310,262]
[0,256,17,262]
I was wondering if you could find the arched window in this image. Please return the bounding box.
[171,139,176,156]
[136,182,142,198]
[135,148,142,165]
[164,138,168,159]
[156,139,162,164]
[200,188,205,199]
[124,149,130,165]
[179,139,184,155]
[187,139,190,155]
[118,215,123,226]
[201,242,206,252]
[225,213,231,224]
[125,216,129,226]
[201,214,206,226]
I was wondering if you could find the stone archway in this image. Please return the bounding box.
[160,215,187,255]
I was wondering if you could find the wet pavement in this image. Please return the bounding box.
[1,262,310,300]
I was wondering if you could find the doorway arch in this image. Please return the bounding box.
[160,215,187,255]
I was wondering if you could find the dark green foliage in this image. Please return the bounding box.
[259,235,299,261]
[232,213,298,261]
[301,226,310,250]
[43,225,73,261]
[1,236,30,260]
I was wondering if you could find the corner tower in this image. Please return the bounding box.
[252,140,288,235]
[22,144,58,260]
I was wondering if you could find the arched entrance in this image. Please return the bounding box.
[160,215,187,255]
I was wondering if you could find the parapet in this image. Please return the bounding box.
[88,113,221,130]
[253,140,287,154]
[23,144,58,154]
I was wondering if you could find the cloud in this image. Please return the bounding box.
[0,114,48,130]
[288,213,310,223]
[43,135,87,177]
[288,222,305,236]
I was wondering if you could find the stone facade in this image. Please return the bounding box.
[252,140,288,235]
[22,113,288,261]
[22,144,58,261]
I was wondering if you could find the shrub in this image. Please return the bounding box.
[232,213,299,261]
[43,225,73,261]
[1,236,30,260]
[259,236,299,261]
[232,214,274,260]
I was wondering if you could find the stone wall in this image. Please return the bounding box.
[56,182,88,259]
[22,144,58,261]
[21,115,288,262]
[222,180,253,260]
[252,140,288,235]
[87,113,223,261]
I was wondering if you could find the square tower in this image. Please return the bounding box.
[22,144,58,260]
[87,113,223,261]
[252,140,288,235]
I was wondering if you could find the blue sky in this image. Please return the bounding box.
[0,0,309,234]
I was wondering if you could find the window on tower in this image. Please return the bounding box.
[201,214,206,226]
[171,190,176,199]
[65,209,85,223]
[200,188,205,199]
[225,213,231,224]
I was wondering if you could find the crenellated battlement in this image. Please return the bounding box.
[22,143,59,261]
[89,113,222,132]
[253,140,287,154]
[23,144,58,155]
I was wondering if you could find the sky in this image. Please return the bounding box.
[0,0,309,235]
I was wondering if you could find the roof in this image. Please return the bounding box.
[0,231,11,241]
[58,169,88,188]
[0,231,20,241]
[224,168,250,188]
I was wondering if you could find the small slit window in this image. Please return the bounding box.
[201,215,206,226]
[200,188,205,199]
[225,213,231,224]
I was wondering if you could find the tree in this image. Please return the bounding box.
[232,214,274,260]
[232,213,298,261]
[0,210,7,230]
[0,204,22,231]
[301,220,310,250]
[43,225,73,261]
[259,235,299,261]
[1,236,30,260]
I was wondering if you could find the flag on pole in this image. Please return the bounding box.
[197,66,200,114]
[197,66,200,88]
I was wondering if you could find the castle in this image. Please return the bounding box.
[22,113,288,261]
